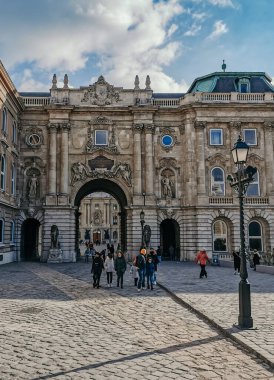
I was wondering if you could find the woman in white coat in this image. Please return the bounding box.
[104,252,115,287]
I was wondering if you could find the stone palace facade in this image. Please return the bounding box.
[1,59,274,264]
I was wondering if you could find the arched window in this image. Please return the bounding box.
[12,120,17,143]
[211,167,225,196]
[2,108,7,133]
[0,155,6,191]
[11,164,16,195]
[0,218,4,243]
[248,221,262,251]
[10,220,15,243]
[246,171,260,196]
[212,220,227,251]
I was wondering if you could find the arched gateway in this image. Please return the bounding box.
[74,179,128,256]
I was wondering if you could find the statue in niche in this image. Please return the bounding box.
[94,210,102,225]
[161,174,174,198]
[51,225,59,249]
[28,174,39,198]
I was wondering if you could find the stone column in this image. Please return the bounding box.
[132,124,143,195]
[144,124,155,195]
[185,117,197,204]
[194,121,206,195]
[60,123,70,194]
[264,122,274,194]
[47,124,58,194]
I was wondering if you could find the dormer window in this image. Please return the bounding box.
[238,78,250,93]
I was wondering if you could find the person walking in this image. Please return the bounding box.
[135,248,146,292]
[91,251,104,288]
[114,251,127,288]
[146,256,155,290]
[104,252,115,287]
[253,249,261,271]
[195,248,210,279]
[149,248,159,285]
[232,250,241,274]
[84,247,90,263]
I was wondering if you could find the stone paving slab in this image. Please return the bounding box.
[0,262,274,379]
[157,261,274,367]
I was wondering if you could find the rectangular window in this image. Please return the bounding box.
[210,129,223,145]
[0,155,5,191]
[0,219,3,243]
[95,130,108,145]
[243,129,257,146]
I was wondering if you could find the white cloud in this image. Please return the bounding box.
[184,24,202,36]
[208,0,235,7]
[1,0,187,92]
[14,69,50,92]
[208,20,228,39]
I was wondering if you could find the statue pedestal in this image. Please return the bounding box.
[48,248,63,263]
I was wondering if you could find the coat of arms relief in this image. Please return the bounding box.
[81,76,120,106]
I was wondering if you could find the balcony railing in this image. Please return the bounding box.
[209,196,269,205]
[152,98,180,107]
[209,197,233,204]
[22,97,50,106]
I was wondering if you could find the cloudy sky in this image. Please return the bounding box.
[0,0,273,93]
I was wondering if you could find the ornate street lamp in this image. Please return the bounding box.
[140,210,145,247]
[228,135,257,329]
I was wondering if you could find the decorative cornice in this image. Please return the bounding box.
[206,153,227,166]
[132,123,143,133]
[230,121,241,129]
[263,121,274,130]
[144,124,155,134]
[194,120,206,129]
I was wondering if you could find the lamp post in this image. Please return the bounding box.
[228,135,257,329]
[140,210,145,247]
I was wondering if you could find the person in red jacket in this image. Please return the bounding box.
[195,248,210,279]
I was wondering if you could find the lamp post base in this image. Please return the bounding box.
[238,280,253,329]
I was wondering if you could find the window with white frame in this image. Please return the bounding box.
[243,129,257,146]
[11,164,16,195]
[246,171,260,196]
[0,219,4,244]
[12,120,17,143]
[210,129,223,145]
[10,220,15,243]
[0,155,6,191]
[95,130,108,145]
[248,221,262,251]
[2,108,7,133]
[212,220,227,251]
[211,167,225,196]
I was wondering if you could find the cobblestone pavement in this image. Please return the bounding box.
[0,262,273,380]
[157,262,274,368]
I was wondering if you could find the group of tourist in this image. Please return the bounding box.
[90,246,160,291]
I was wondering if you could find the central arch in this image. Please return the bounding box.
[74,179,129,256]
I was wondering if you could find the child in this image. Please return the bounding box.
[130,259,138,286]
[146,256,155,290]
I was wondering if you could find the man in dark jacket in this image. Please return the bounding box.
[114,251,127,288]
[91,252,104,288]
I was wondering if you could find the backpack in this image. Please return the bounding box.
[137,254,145,269]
